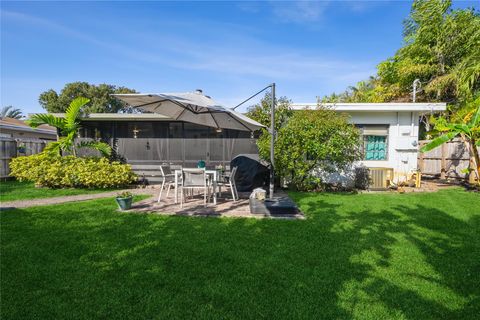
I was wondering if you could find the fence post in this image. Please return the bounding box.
[469,156,476,184]
[418,141,425,173]
[440,143,446,179]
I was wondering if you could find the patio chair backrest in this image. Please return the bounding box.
[230,166,238,180]
[160,165,172,177]
[182,168,206,187]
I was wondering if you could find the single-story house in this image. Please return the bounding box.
[0,117,57,140]
[290,102,447,187]
[70,102,446,187]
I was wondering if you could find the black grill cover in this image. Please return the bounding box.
[231,154,269,192]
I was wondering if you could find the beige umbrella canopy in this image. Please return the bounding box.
[112,90,264,132]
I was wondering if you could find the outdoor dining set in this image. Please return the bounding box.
[157,164,239,208]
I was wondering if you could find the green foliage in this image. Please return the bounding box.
[10,153,137,188]
[421,100,480,183]
[39,82,136,113]
[256,108,360,191]
[28,97,111,157]
[0,106,23,119]
[247,94,360,190]
[322,0,480,112]
[116,191,133,198]
[246,93,293,131]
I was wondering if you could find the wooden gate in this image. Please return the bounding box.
[0,138,47,178]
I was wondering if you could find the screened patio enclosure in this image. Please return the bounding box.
[77,118,259,167]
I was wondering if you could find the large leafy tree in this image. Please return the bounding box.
[28,97,111,157]
[322,0,480,110]
[276,109,359,190]
[246,93,293,131]
[1,106,23,119]
[249,99,360,190]
[39,82,137,113]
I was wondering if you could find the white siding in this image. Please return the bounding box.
[347,111,420,182]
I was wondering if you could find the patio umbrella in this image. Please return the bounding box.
[112,91,264,132]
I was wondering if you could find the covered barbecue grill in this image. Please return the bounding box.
[231,154,269,192]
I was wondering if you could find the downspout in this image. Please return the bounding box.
[397,112,400,136]
[411,112,414,137]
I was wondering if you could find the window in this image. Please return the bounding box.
[79,121,112,140]
[357,125,389,161]
[184,123,209,138]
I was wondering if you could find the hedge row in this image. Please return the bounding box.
[10,154,137,188]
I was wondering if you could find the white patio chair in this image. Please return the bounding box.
[217,166,238,201]
[180,168,209,208]
[157,165,176,203]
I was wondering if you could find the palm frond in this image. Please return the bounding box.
[420,131,459,152]
[27,114,65,130]
[60,132,76,150]
[76,140,112,157]
[65,97,90,131]
[470,104,480,127]
[452,123,471,135]
[1,106,23,119]
[43,141,62,156]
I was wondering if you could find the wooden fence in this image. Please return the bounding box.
[418,138,478,179]
[0,138,47,178]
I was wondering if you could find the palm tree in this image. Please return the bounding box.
[1,106,23,119]
[27,97,111,157]
[420,100,480,184]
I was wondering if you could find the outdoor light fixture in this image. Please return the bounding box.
[215,128,223,133]
[133,126,139,139]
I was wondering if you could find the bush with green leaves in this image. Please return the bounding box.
[256,108,361,191]
[10,153,137,189]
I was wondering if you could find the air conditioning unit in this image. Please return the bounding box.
[369,167,394,190]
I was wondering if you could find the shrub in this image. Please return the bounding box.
[256,108,361,191]
[10,154,137,188]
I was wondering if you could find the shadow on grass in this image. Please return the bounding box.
[1,191,479,319]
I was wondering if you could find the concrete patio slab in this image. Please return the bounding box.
[125,189,305,220]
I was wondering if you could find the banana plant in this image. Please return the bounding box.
[421,99,480,184]
[27,97,111,157]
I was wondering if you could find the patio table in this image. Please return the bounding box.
[174,169,218,205]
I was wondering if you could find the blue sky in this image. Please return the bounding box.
[1,1,477,114]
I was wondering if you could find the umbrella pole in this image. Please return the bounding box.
[232,83,276,198]
[269,83,275,199]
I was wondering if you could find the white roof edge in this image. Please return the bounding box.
[290,102,447,112]
[0,123,57,135]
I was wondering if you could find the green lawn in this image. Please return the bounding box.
[0,180,116,202]
[1,189,479,319]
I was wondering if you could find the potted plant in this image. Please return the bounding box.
[115,191,133,210]
[17,142,26,154]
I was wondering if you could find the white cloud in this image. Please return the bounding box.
[270,1,330,23]
[1,9,374,83]
[2,8,377,110]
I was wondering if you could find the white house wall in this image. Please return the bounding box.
[346,111,420,183]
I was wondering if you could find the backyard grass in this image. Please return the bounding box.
[0,180,117,202]
[1,188,479,319]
